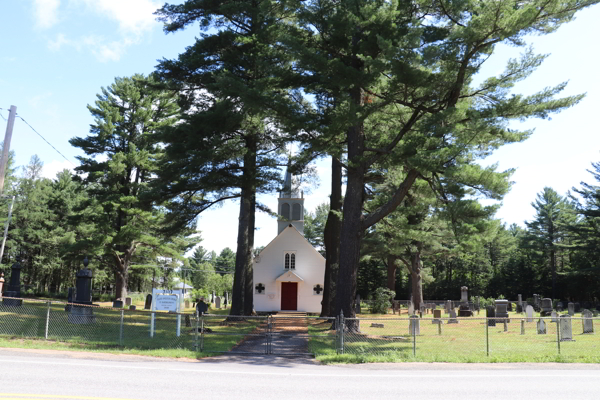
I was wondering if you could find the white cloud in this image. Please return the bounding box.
[48,33,69,51]
[42,160,75,180]
[79,0,160,36]
[33,0,61,29]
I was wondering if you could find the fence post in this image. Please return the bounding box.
[200,314,204,352]
[119,309,124,346]
[412,316,416,357]
[438,319,442,335]
[556,318,561,355]
[485,316,489,356]
[44,301,51,340]
[340,310,345,355]
[194,311,199,352]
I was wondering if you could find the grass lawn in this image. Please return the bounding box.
[0,300,257,359]
[310,309,600,364]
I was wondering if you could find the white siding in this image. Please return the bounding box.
[253,226,325,313]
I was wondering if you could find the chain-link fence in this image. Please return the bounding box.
[1,297,599,361]
[335,312,600,361]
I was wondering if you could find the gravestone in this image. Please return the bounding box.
[3,258,23,306]
[432,309,442,324]
[574,302,581,313]
[526,305,534,322]
[476,296,481,311]
[582,309,594,334]
[560,315,575,341]
[557,302,564,312]
[69,257,95,324]
[445,300,452,313]
[551,310,558,323]
[113,300,123,308]
[518,294,522,307]
[533,294,540,311]
[568,302,575,316]
[144,294,152,310]
[541,298,553,316]
[129,305,136,310]
[537,319,547,334]
[420,303,426,315]
[125,297,132,306]
[507,301,513,312]
[408,301,414,316]
[486,306,496,327]
[215,296,221,309]
[409,315,420,335]
[516,303,523,313]
[448,308,458,324]
[196,299,208,315]
[458,286,473,317]
[495,299,509,323]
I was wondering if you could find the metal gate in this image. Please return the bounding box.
[199,313,336,356]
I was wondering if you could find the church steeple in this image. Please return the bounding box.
[277,166,304,235]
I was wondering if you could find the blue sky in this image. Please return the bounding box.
[1,1,600,255]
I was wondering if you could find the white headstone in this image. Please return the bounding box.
[409,315,420,335]
[551,310,558,322]
[537,319,547,334]
[568,302,575,316]
[408,301,414,315]
[582,309,594,334]
[526,305,534,322]
[560,315,574,341]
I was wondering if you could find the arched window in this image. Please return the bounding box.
[281,203,290,220]
[285,253,290,269]
[290,253,296,269]
[292,203,301,220]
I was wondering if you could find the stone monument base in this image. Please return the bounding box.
[458,304,472,317]
[2,292,22,306]
[68,306,96,324]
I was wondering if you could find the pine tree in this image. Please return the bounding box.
[70,74,184,300]
[284,0,594,322]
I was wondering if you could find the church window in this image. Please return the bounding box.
[292,203,301,220]
[281,203,290,220]
[284,252,296,269]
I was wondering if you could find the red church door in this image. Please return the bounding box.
[281,282,298,311]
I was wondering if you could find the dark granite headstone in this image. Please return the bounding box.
[113,300,123,308]
[574,302,581,313]
[69,257,96,324]
[3,258,23,306]
[129,305,136,311]
[196,300,209,315]
[65,287,75,312]
[144,294,152,309]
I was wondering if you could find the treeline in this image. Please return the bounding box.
[303,163,600,304]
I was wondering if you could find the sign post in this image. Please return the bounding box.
[149,288,184,337]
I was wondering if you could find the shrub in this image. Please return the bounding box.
[370,287,395,314]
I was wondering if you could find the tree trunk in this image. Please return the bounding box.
[230,134,257,316]
[387,255,397,293]
[334,90,365,328]
[115,267,128,300]
[321,156,342,317]
[243,191,256,315]
[410,250,423,312]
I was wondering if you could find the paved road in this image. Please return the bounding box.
[1,349,600,400]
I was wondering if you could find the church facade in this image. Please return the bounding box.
[253,170,325,313]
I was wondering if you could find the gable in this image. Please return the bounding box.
[256,224,325,262]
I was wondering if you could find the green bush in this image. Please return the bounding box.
[370,287,395,314]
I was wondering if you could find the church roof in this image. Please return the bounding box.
[255,224,325,262]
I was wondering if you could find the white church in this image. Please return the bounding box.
[253,169,326,313]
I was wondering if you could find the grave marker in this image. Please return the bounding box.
[495,299,509,323]
[125,297,132,306]
[144,294,152,310]
[409,315,420,335]
[215,296,221,309]
[582,309,594,334]
[551,310,558,323]
[448,308,458,324]
[526,305,534,322]
[486,306,495,327]
[537,319,547,334]
[432,309,442,324]
[541,298,553,316]
[568,302,575,316]
[560,315,575,341]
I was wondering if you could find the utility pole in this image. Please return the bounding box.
[0,105,17,195]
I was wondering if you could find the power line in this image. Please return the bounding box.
[16,115,77,167]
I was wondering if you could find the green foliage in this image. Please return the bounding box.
[370,287,395,314]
